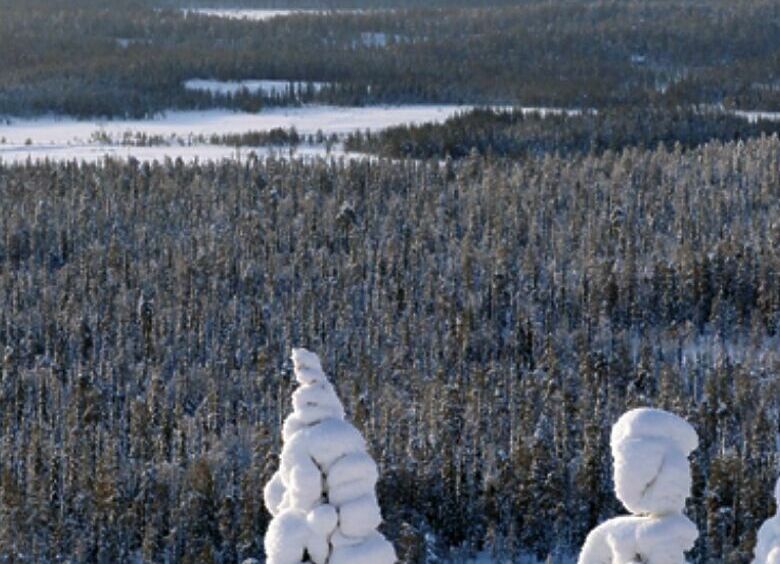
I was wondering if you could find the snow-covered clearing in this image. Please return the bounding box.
[183,8,385,21]
[183,9,302,21]
[701,104,780,123]
[0,106,479,145]
[0,105,474,164]
[733,109,780,123]
[184,79,331,97]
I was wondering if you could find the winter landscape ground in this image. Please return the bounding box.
[0,0,779,563]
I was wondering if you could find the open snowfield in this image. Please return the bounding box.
[0,105,475,164]
[733,109,780,122]
[0,106,480,144]
[183,8,382,21]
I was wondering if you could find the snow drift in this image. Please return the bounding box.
[263,348,396,564]
[579,408,699,564]
[753,477,780,564]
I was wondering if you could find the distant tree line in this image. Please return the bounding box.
[0,136,777,562]
[345,107,780,159]
[104,127,308,148]
[1,0,779,117]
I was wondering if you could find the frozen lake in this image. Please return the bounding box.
[0,105,477,164]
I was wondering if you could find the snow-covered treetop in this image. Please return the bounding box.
[264,349,396,564]
[281,348,346,444]
[579,408,700,564]
[292,347,326,383]
[611,408,698,515]
[610,408,699,456]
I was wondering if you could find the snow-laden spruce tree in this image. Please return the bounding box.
[578,408,699,564]
[263,348,396,564]
[753,477,780,564]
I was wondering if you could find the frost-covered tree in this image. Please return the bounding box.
[578,408,699,564]
[263,349,396,564]
[753,478,780,564]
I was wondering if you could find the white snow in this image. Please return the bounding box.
[610,408,698,515]
[0,105,475,164]
[184,79,331,97]
[183,8,386,21]
[753,477,780,564]
[263,348,396,564]
[733,110,780,123]
[581,514,698,564]
[183,9,300,21]
[0,106,475,145]
[702,104,780,123]
[579,408,699,564]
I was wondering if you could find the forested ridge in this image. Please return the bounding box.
[345,107,780,159]
[1,0,779,117]
[0,136,777,561]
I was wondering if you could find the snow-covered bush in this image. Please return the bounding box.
[753,477,780,564]
[578,408,699,564]
[263,348,396,564]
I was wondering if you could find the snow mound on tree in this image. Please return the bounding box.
[753,477,780,564]
[263,348,396,564]
[580,514,698,564]
[579,408,699,564]
[611,408,699,515]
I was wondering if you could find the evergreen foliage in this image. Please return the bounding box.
[1,0,779,117]
[0,135,777,560]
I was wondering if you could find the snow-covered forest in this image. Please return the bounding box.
[0,134,777,561]
[2,0,780,117]
[1,0,779,562]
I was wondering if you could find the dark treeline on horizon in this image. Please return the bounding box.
[1,0,779,118]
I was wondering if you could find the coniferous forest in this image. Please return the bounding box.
[1,136,778,561]
[1,0,779,562]
[2,0,780,117]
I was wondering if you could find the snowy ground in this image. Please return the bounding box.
[0,106,479,144]
[0,105,475,164]
[184,79,331,97]
[733,109,780,122]
[2,104,581,164]
[2,104,768,165]
[182,8,386,21]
